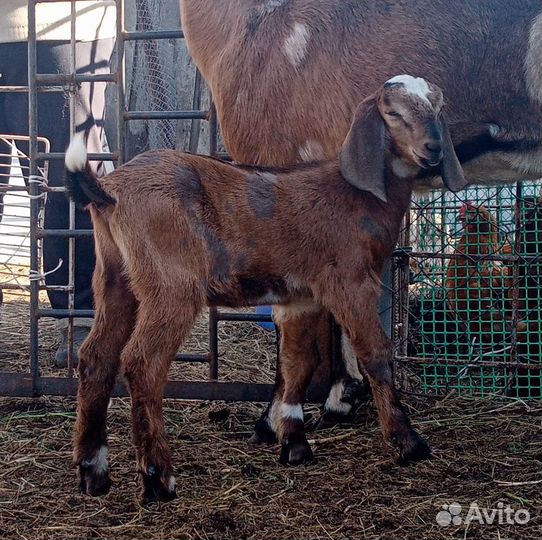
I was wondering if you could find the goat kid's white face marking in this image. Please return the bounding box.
[386,75,431,104]
[381,75,444,169]
[298,140,325,162]
[324,382,351,415]
[283,22,310,67]
[525,13,542,104]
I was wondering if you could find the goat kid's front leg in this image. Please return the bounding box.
[329,294,430,464]
[74,259,137,497]
[252,302,323,465]
[122,295,200,504]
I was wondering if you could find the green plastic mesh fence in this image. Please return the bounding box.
[396,182,542,399]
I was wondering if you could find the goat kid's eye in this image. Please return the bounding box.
[387,111,402,118]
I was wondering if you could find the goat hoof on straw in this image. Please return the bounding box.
[393,430,431,465]
[248,416,279,445]
[141,467,177,504]
[78,465,112,497]
[279,436,314,466]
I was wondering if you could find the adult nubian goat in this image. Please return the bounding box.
[66,76,467,502]
[180,0,542,431]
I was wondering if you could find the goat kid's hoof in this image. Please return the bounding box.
[141,466,177,504]
[78,464,112,497]
[248,416,278,445]
[393,430,431,465]
[342,378,371,407]
[279,436,314,466]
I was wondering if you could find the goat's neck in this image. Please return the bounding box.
[381,163,417,230]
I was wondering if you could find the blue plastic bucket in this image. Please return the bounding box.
[255,305,275,330]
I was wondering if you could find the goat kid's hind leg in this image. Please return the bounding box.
[122,285,202,503]
[74,233,137,496]
[258,302,323,465]
[327,292,430,464]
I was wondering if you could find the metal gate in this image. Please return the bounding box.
[0,0,284,401]
[0,1,540,401]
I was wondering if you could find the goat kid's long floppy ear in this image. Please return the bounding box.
[439,117,468,193]
[339,100,387,202]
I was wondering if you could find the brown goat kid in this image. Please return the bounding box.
[181,0,542,428]
[66,76,467,503]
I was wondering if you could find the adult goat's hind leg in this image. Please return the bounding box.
[325,286,430,464]
[74,218,137,497]
[122,280,202,503]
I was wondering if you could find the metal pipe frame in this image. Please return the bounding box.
[2,1,282,402]
[3,0,496,402]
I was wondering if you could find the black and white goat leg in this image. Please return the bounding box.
[251,301,323,465]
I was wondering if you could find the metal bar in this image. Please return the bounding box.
[208,308,219,380]
[37,229,93,238]
[28,0,40,397]
[174,353,209,363]
[35,73,117,85]
[0,374,328,402]
[217,311,274,323]
[38,308,94,318]
[66,0,77,378]
[124,30,184,41]
[116,0,125,164]
[123,110,208,121]
[37,151,117,161]
[0,86,64,93]
[396,357,542,371]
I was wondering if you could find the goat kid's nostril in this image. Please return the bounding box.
[424,141,442,154]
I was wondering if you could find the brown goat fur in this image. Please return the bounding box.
[181,0,542,433]
[68,78,466,502]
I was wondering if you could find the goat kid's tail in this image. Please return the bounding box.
[64,132,115,208]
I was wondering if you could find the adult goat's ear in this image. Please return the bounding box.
[339,100,387,202]
[439,117,468,193]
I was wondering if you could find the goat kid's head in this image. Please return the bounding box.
[339,74,468,202]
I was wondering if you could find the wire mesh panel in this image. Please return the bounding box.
[0,135,49,374]
[399,183,542,398]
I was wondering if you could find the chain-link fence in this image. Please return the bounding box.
[397,184,542,398]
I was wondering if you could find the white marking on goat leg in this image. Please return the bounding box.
[81,445,109,474]
[525,13,542,104]
[324,382,351,415]
[391,157,419,178]
[283,22,310,67]
[386,75,431,104]
[298,140,325,162]
[280,402,304,421]
[341,332,364,381]
[167,475,176,492]
[65,132,87,172]
[273,300,321,325]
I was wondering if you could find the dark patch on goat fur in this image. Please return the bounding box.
[171,163,231,280]
[172,163,203,204]
[246,0,289,37]
[246,173,277,219]
[360,217,385,241]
